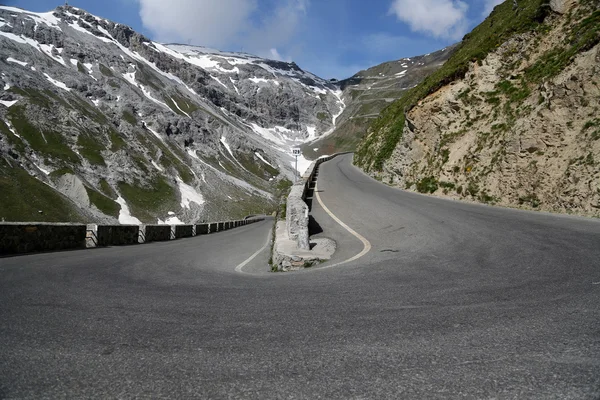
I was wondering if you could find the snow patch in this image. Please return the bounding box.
[35,163,50,175]
[116,196,142,225]
[306,126,317,140]
[7,57,28,66]
[186,148,200,160]
[171,97,191,118]
[177,178,205,209]
[211,76,229,90]
[151,160,164,172]
[220,136,235,159]
[143,122,164,142]
[249,77,280,86]
[43,73,70,91]
[255,152,274,168]
[5,120,20,137]
[0,99,18,107]
[158,216,184,225]
[229,77,240,95]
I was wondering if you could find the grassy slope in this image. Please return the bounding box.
[0,158,87,222]
[355,0,553,172]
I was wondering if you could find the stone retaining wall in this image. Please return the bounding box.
[286,153,350,250]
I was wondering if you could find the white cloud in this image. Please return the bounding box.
[482,0,506,17]
[137,0,257,48]
[136,0,308,59]
[388,0,469,40]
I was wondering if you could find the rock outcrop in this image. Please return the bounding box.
[355,0,600,218]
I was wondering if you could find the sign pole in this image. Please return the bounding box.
[292,148,301,182]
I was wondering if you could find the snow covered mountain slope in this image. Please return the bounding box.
[0,5,344,224]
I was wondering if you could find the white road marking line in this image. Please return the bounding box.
[314,181,371,268]
[235,223,272,273]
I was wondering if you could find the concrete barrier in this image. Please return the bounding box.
[0,223,87,255]
[144,225,172,242]
[1,217,265,256]
[96,225,140,247]
[174,225,194,239]
[196,224,209,235]
[286,153,351,250]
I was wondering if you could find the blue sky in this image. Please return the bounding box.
[4,0,504,79]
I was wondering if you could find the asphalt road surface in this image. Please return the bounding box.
[1,154,599,399]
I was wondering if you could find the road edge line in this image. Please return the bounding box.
[235,222,273,273]
[314,181,371,268]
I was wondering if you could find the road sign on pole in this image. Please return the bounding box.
[292,148,301,182]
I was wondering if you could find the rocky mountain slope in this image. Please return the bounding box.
[302,47,454,159]
[0,5,344,224]
[356,0,600,218]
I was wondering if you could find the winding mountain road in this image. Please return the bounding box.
[1,154,599,398]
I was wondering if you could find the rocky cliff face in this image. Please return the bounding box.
[356,0,600,217]
[0,5,344,224]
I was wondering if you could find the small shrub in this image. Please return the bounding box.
[416,176,439,193]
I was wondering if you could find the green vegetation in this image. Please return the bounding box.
[0,119,26,153]
[8,87,52,108]
[122,110,137,125]
[519,193,540,208]
[99,64,113,77]
[416,176,439,193]
[582,118,600,140]
[275,178,293,199]
[356,0,552,171]
[99,179,117,199]
[316,112,329,121]
[238,153,280,180]
[77,133,106,166]
[67,95,108,124]
[495,79,530,103]
[86,186,120,217]
[49,167,74,180]
[439,181,456,190]
[525,9,600,82]
[134,62,164,91]
[165,94,200,116]
[76,62,87,74]
[118,177,177,223]
[109,129,127,151]
[159,152,194,185]
[8,106,80,164]
[467,181,480,196]
[0,158,85,222]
